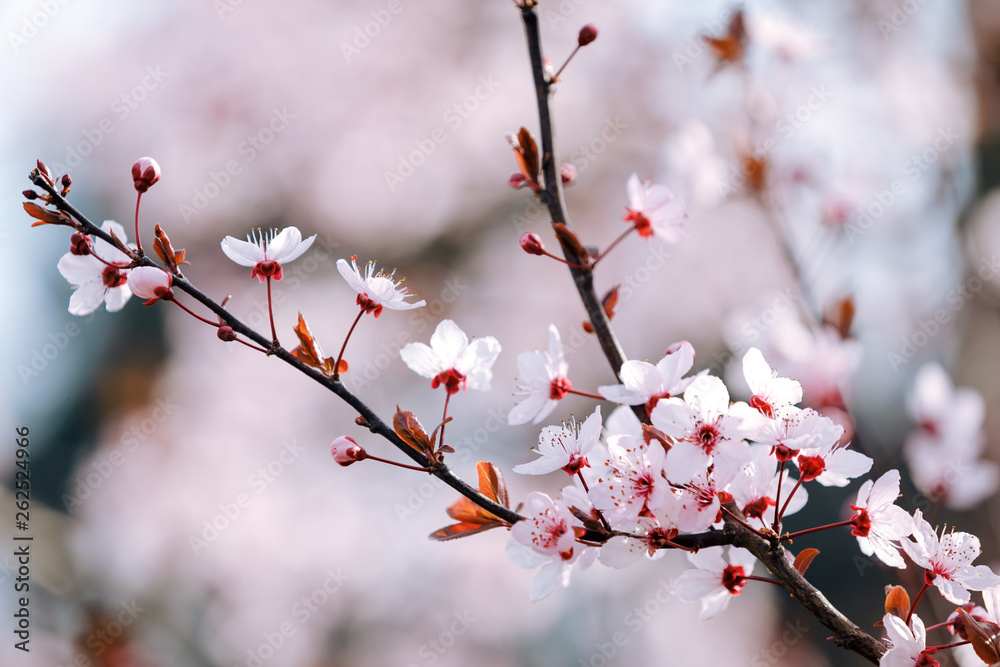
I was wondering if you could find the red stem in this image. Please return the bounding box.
[440,391,453,451]
[576,471,612,533]
[167,297,221,326]
[777,476,804,524]
[567,387,605,400]
[907,581,931,625]
[747,575,786,588]
[782,519,853,541]
[134,192,143,254]
[364,453,432,472]
[540,248,585,269]
[266,276,278,344]
[772,460,786,531]
[592,225,636,265]
[552,44,581,81]
[333,308,366,381]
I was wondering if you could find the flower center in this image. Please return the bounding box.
[357,294,384,318]
[696,423,720,453]
[550,376,572,400]
[797,455,826,482]
[849,507,871,537]
[625,209,653,238]
[432,369,467,395]
[561,455,589,476]
[749,394,774,419]
[252,260,282,281]
[722,565,748,595]
[101,265,127,288]
[743,496,774,520]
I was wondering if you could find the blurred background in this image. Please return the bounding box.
[3,0,1000,665]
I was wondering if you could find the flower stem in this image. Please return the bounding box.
[777,476,804,524]
[721,505,772,540]
[552,44,581,81]
[772,460,786,532]
[907,581,930,625]
[567,387,605,400]
[167,297,221,326]
[134,192,144,255]
[781,519,853,541]
[266,276,278,344]
[540,248,586,269]
[747,575,786,588]
[440,391,452,451]
[365,453,433,472]
[333,307,366,381]
[592,226,636,266]
[576,471,612,533]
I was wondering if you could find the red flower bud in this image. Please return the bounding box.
[560,163,577,186]
[22,190,38,200]
[131,157,161,193]
[70,233,92,256]
[520,232,545,255]
[508,173,528,189]
[578,24,598,47]
[217,326,237,342]
[331,436,366,466]
[127,266,173,304]
[36,160,53,184]
[61,174,72,188]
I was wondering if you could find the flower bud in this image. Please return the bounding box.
[22,190,38,200]
[560,163,577,186]
[36,160,53,184]
[542,57,554,79]
[519,232,545,255]
[508,173,528,189]
[331,436,366,466]
[127,266,174,304]
[61,174,72,189]
[70,233,92,256]
[578,24,598,47]
[217,325,237,342]
[131,157,161,193]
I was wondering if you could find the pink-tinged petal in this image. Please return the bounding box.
[983,584,1000,623]
[598,383,645,405]
[711,438,753,479]
[935,578,971,605]
[508,394,550,427]
[517,348,548,382]
[619,360,662,398]
[863,535,907,569]
[649,398,696,438]
[462,337,502,390]
[68,279,107,316]
[656,341,695,390]
[814,449,873,487]
[665,441,710,484]
[599,536,646,569]
[262,226,301,258]
[399,342,440,379]
[575,406,602,456]
[529,561,564,602]
[429,319,469,367]
[674,569,723,602]
[697,590,733,621]
[57,252,102,285]
[546,325,566,369]
[94,220,133,263]
[685,375,730,422]
[605,406,643,440]
[127,267,172,301]
[103,285,132,312]
[626,173,643,209]
[512,456,565,475]
[686,545,727,572]
[505,539,548,569]
[336,258,365,292]
[221,235,265,266]
[945,462,999,510]
[959,565,1000,592]
[867,469,902,508]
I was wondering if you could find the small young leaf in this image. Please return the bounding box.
[792,548,820,575]
[517,127,539,184]
[476,461,510,509]
[290,313,339,376]
[958,609,1000,665]
[23,201,73,227]
[393,408,434,458]
[884,585,911,620]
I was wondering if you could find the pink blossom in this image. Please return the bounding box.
[741,347,802,420]
[899,509,1000,604]
[330,436,365,466]
[131,156,161,193]
[598,341,701,416]
[221,226,316,282]
[399,319,500,395]
[623,173,686,243]
[336,256,425,317]
[849,470,913,569]
[508,325,572,426]
[127,266,173,305]
[729,446,807,528]
[673,547,756,621]
[513,406,601,476]
[880,613,936,667]
[56,220,134,316]
[587,433,669,522]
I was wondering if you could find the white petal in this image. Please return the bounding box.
[104,285,133,312]
[599,536,645,569]
[68,280,107,316]
[57,253,102,286]
[221,235,264,266]
[399,342,440,379]
[429,320,469,366]
[336,258,365,292]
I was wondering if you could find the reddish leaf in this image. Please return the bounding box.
[582,321,595,334]
[741,153,768,194]
[393,408,434,458]
[823,296,855,340]
[792,548,820,575]
[23,201,72,227]
[476,461,510,509]
[429,461,511,541]
[703,10,746,67]
[641,424,671,452]
[958,608,1000,665]
[602,284,620,321]
[289,313,342,376]
[429,521,504,541]
[884,585,911,620]
[153,224,189,274]
[553,223,588,267]
[517,127,539,184]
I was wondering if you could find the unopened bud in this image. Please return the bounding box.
[560,163,577,186]
[520,232,545,255]
[69,233,92,256]
[578,24,598,47]
[217,325,237,342]
[331,436,366,466]
[131,157,161,193]
[508,173,528,189]
[36,160,53,184]
[127,266,174,304]
[22,190,38,200]
[61,174,72,188]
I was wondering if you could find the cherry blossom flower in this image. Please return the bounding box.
[131,156,161,193]
[507,491,596,601]
[905,434,998,510]
[587,433,669,522]
[673,547,756,621]
[673,466,734,533]
[599,492,684,569]
[399,319,500,395]
[336,256,426,317]
[513,406,601,476]
[652,374,752,483]
[741,347,802,420]
[127,267,173,305]
[56,220,134,316]
[221,226,316,282]
[729,446,807,528]
[849,470,913,569]
[880,613,937,667]
[598,341,702,416]
[508,325,572,426]
[623,173,686,243]
[907,363,984,440]
[899,510,1000,604]
[751,407,843,463]
[794,438,872,487]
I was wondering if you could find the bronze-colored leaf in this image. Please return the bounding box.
[429,521,504,541]
[553,222,588,267]
[641,424,671,451]
[823,297,855,340]
[703,9,746,67]
[153,224,189,274]
[792,548,820,575]
[23,201,72,227]
[289,313,339,376]
[393,408,434,458]
[517,127,539,184]
[582,321,595,334]
[602,284,620,321]
[884,585,911,620]
[477,461,510,509]
[959,609,1000,665]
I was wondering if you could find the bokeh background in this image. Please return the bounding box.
[3,0,1000,665]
